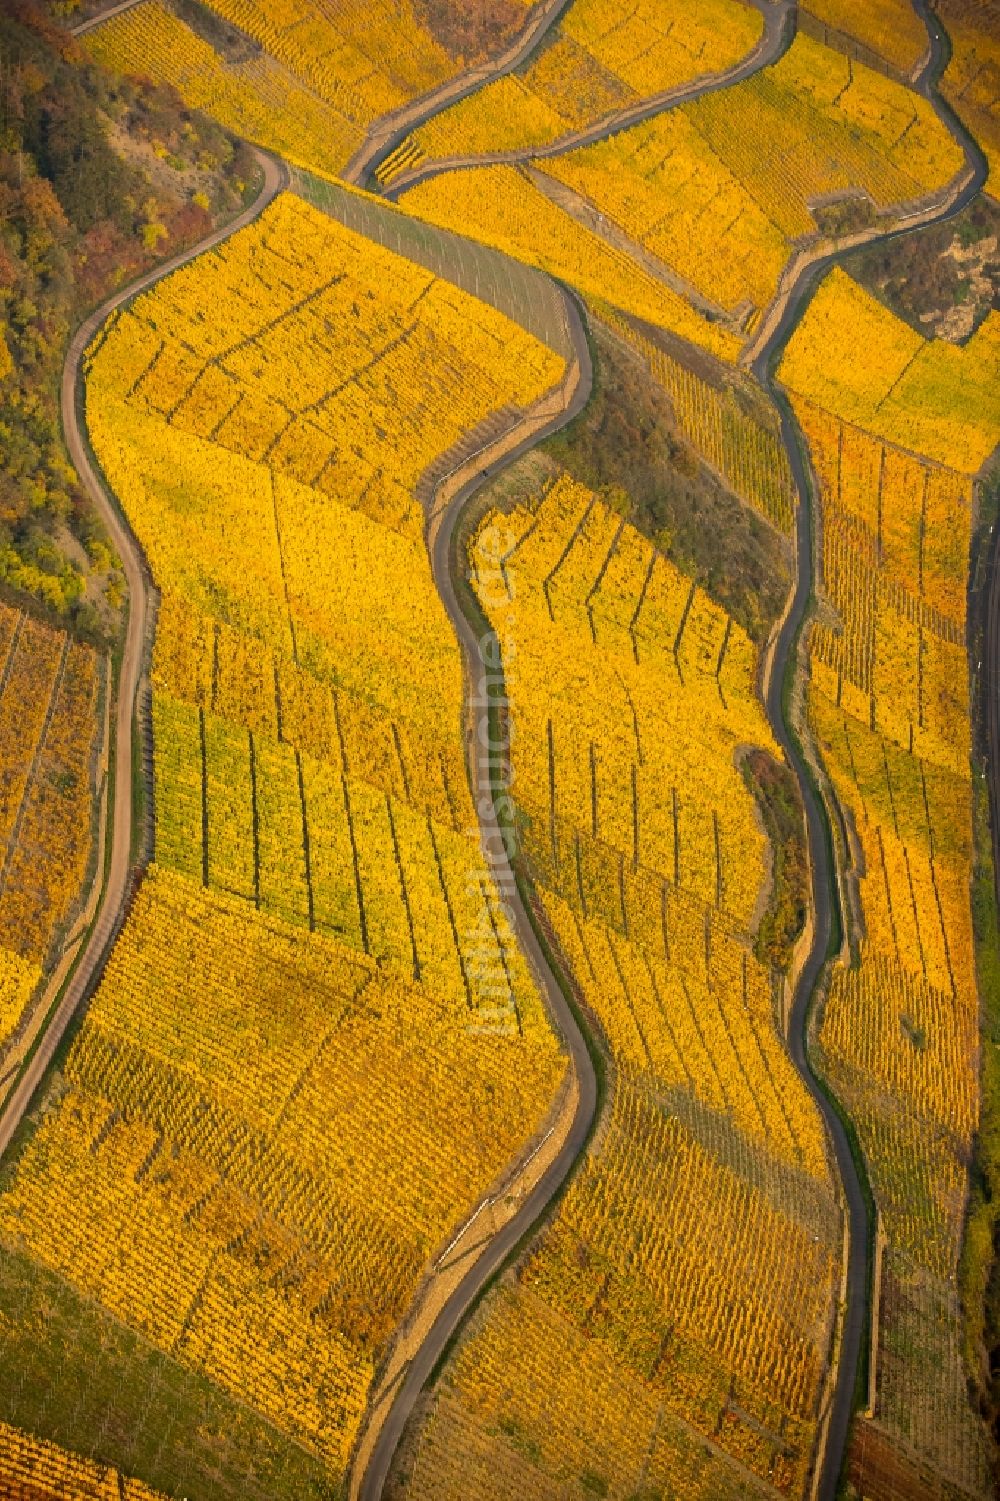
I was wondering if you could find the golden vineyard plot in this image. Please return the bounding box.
[380,0,764,172]
[779,269,1000,1497]
[398,28,965,354]
[391,473,843,1500]
[535,31,963,332]
[84,0,534,179]
[0,192,570,1495]
[0,608,104,1062]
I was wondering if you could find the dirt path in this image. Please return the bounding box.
[0,149,288,1164]
[381,0,793,200]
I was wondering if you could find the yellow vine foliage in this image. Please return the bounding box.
[801,0,929,71]
[603,309,797,531]
[539,108,789,320]
[0,191,570,1488]
[399,164,743,361]
[0,949,41,1054]
[85,192,562,741]
[471,474,779,931]
[396,473,841,1499]
[400,0,763,164]
[779,268,1000,472]
[87,0,505,179]
[408,74,570,159]
[539,32,963,326]
[204,0,472,120]
[937,0,1000,189]
[0,603,102,1052]
[559,0,762,95]
[85,1,361,178]
[786,271,999,1492]
[406,1073,831,1500]
[0,1419,166,1500]
[0,864,562,1468]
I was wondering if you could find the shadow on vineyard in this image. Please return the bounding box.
[966,460,1000,1470]
[538,319,792,642]
[741,747,808,973]
[171,0,262,64]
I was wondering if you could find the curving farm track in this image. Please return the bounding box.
[70,0,145,38]
[343,0,576,187]
[985,519,1000,951]
[0,149,288,1163]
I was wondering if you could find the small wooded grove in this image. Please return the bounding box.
[0,2,255,638]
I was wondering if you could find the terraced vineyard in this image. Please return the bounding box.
[0,188,569,1496]
[384,478,843,1500]
[378,0,766,172]
[799,0,929,73]
[0,1420,165,1501]
[389,27,967,350]
[603,310,798,532]
[84,0,362,178]
[779,269,1000,1497]
[534,31,963,329]
[83,0,534,178]
[0,2,997,1500]
[937,0,1000,188]
[395,161,747,358]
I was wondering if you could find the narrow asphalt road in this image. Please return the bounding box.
[6,3,991,1496]
[343,0,576,188]
[382,0,793,201]
[0,149,288,1164]
[361,1,993,1497]
[754,386,867,1501]
[357,296,597,1501]
[749,4,989,1495]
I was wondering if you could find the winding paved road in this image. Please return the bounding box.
[360,4,993,1499]
[382,0,793,200]
[748,5,989,1496]
[0,149,288,1163]
[984,520,1000,948]
[3,4,991,1498]
[343,0,576,188]
[750,376,866,1501]
[357,296,597,1501]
